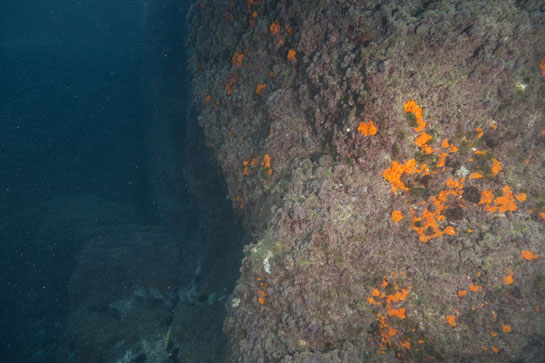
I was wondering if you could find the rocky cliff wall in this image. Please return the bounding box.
[188,1,545,361]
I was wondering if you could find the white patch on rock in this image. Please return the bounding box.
[263,250,273,274]
[456,165,469,178]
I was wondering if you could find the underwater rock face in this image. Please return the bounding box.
[188,0,545,361]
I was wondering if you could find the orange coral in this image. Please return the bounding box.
[242,160,250,176]
[367,277,412,352]
[262,153,271,169]
[256,83,267,96]
[391,210,404,223]
[235,194,244,209]
[226,71,238,95]
[504,271,514,285]
[479,190,495,205]
[388,307,406,319]
[269,22,280,35]
[257,290,267,304]
[445,315,457,327]
[357,120,377,136]
[490,158,502,176]
[382,159,428,193]
[457,290,467,297]
[285,24,293,35]
[287,49,297,62]
[521,250,539,260]
[414,132,432,146]
[486,186,517,213]
[540,56,545,76]
[437,152,448,168]
[404,100,426,132]
[232,50,244,67]
[414,132,433,154]
[502,324,512,333]
[399,340,411,350]
[410,199,445,242]
[476,127,484,139]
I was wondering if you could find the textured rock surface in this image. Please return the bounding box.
[188,0,545,361]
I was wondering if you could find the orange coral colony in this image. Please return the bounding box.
[384,100,528,243]
[256,83,267,96]
[521,250,539,261]
[269,21,280,35]
[226,71,238,95]
[382,159,428,193]
[287,49,297,62]
[541,56,545,76]
[504,271,514,285]
[445,315,457,327]
[262,153,271,169]
[480,186,518,213]
[414,132,433,154]
[232,50,244,67]
[357,120,377,136]
[366,275,413,352]
[404,100,426,132]
[391,210,403,223]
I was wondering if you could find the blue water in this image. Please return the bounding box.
[1,0,147,359]
[1,1,148,212]
[0,1,235,362]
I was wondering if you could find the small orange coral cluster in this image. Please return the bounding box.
[367,272,414,353]
[521,250,539,260]
[287,49,296,62]
[269,21,280,35]
[242,153,272,177]
[226,71,238,95]
[232,50,244,67]
[256,277,268,305]
[457,280,484,299]
[414,132,433,154]
[255,83,267,96]
[382,159,429,193]
[404,100,426,132]
[391,210,403,223]
[479,186,524,213]
[541,56,545,76]
[357,120,377,136]
[235,194,244,209]
[410,176,465,242]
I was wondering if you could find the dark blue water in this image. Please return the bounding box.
[1,1,148,211]
[0,1,229,362]
[1,1,148,360]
